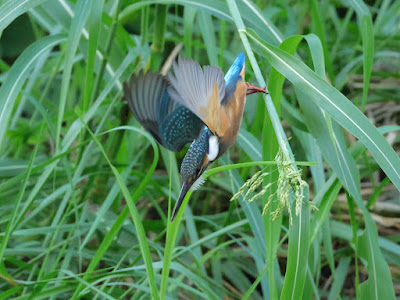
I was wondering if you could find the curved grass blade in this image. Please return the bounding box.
[76,119,160,300]
[55,0,92,153]
[0,127,40,263]
[0,34,66,151]
[0,0,47,32]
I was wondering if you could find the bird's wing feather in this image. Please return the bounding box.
[159,106,205,152]
[167,56,226,132]
[124,71,165,144]
[123,71,204,152]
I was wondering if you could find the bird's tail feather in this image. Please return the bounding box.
[171,183,191,222]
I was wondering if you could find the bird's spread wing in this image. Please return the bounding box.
[167,56,226,134]
[123,71,204,152]
[124,71,166,144]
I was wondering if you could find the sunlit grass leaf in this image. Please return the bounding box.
[0,34,66,151]
[0,0,47,32]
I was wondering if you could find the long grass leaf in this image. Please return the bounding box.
[183,7,196,57]
[346,0,374,112]
[78,119,159,299]
[199,12,218,65]
[328,258,351,300]
[280,192,311,300]
[0,34,65,151]
[265,34,303,299]
[55,0,92,153]
[0,0,47,32]
[0,128,40,262]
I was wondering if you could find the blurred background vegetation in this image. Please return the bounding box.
[0,0,399,299]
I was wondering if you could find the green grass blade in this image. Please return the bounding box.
[150,4,168,69]
[55,0,92,153]
[81,0,105,114]
[309,0,334,80]
[346,0,374,112]
[265,34,303,299]
[0,34,66,151]
[359,230,395,299]
[62,270,116,300]
[0,0,47,32]
[183,7,196,57]
[199,12,218,65]
[219,155,270,296]
[237,129,262,161]
[310,177,341,242]
[79,159,137,250]
[242,265,268,300]
[280,191,311,300]
[160,192,192,299]
[75,121,160,300]
[0,127,40,263]
[327,257,350,300]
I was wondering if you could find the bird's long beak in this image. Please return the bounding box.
[246,82,267,96]
[171,182,192,222]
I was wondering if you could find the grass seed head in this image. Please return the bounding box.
[264,148,309,224]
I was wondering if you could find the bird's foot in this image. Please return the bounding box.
[246,82,268,95]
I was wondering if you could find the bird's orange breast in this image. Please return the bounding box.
[202,79,247,155]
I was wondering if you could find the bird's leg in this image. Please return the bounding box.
[246,82,268,95]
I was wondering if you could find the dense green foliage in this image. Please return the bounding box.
[0,0,399,299]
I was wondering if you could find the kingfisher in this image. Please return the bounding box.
[123,53,266,221]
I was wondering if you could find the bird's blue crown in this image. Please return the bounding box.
[224,53,245,86]
[222,53,245,104]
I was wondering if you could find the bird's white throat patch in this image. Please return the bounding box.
[208,135,219,161]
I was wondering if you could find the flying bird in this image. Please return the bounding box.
[123,53,266,221]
